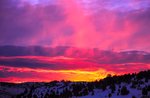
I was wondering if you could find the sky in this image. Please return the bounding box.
[0,0,150,82]
[0,0,150,51]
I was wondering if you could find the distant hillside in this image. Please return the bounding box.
[0,70,150,98]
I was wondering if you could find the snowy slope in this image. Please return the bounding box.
[0,70,150,98]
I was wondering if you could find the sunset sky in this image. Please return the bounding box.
[0,0,150,82]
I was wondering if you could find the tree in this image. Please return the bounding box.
[44,93,49,98]
[132,95,136,98]
[142,87,148,95]
[33,94,37,98]
[102,85,106,91]
[108,93,112,98]
[82,88,89,96]
[109,84,116,93]
[107,74,112,78]
[91,90,94,96]
[120,86,129,95]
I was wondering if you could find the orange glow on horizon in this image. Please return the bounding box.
[0,65,116,83]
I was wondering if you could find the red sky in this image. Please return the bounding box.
[0,0,150,82]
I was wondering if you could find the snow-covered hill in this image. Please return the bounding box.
[0,70,150,98]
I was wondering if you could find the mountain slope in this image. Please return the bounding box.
[0,70,150,98]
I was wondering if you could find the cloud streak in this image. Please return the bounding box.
[0,48,149,82]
